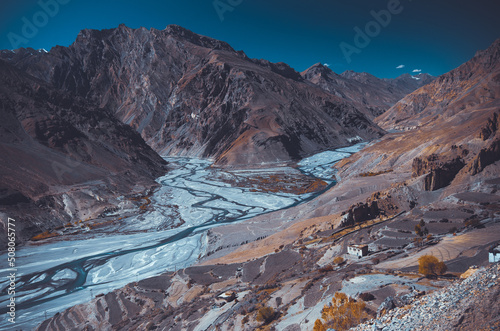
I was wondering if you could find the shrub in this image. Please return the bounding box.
[314,319,327,331]
[31,231,58,241]
[319,265,334,273]
[415,223,428,237]
[418,255,447,277]
[415,224,422,236]
[255,306,276,324]
[314,292,370,331]
[359,169,393,177]
[464,218,484,229]
[333,256,345,265]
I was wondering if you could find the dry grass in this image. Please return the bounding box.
[31,231,59,241]
[359,169,393,177]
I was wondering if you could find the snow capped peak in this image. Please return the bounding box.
[38,48,48,53]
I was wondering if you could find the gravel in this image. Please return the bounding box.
[353,263,500,330]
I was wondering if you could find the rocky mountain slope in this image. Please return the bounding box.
[0,24,390,244]
[354,264,500,330]
[33,39,500,331]
[0,25,384,166]
[377,38,500,130]
[0,59,168,245]
[302,63,434,118]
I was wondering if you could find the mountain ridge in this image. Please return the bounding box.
[0,57,168,245]
[376,38,500,130]
[301,62,435,118]
[0,24,384,166]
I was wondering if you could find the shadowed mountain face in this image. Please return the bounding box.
[0,24,384,166]
[0,59,168,244]
[301,63,434,118]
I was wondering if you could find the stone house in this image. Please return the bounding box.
[348,244,368,257]
[489,244,500,263]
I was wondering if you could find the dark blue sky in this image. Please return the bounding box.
[1,0,499,78]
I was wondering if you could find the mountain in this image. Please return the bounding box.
[301,63,434,117]
[0,24,387,243]
[0,24,384,167]
[33,39,500,331]
[377,39,500,130]
[0,58,168,245]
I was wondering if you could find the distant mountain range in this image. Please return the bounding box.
[0,24,489,245]
[0,25,436,170]
[301,63,434,117]
[1,24,424,169]
[377,38,500,130]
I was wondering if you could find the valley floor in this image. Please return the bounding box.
[29,135,500,330]
[0,144,364,330]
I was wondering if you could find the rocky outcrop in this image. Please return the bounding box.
[340,191,399,227]
[354,264,500,331]
[376,290,426,318]
[301,63,434,118]
[341,201,380,226]
[467,138,500,175]
[6,26,500,331]
[412,152,467,191]
[0,24,384,166]
[479,111,499,140]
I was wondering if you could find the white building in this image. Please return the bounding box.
[348,244,368,258]
[489,244,500,263]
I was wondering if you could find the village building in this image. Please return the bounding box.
[347,244,369,258]
[489,244,500,263]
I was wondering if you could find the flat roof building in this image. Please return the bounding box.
[489,244,500,263]
[348,244,369,258]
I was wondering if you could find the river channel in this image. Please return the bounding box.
[0,143,366,329]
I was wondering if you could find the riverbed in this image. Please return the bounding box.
[0,143,367,330]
